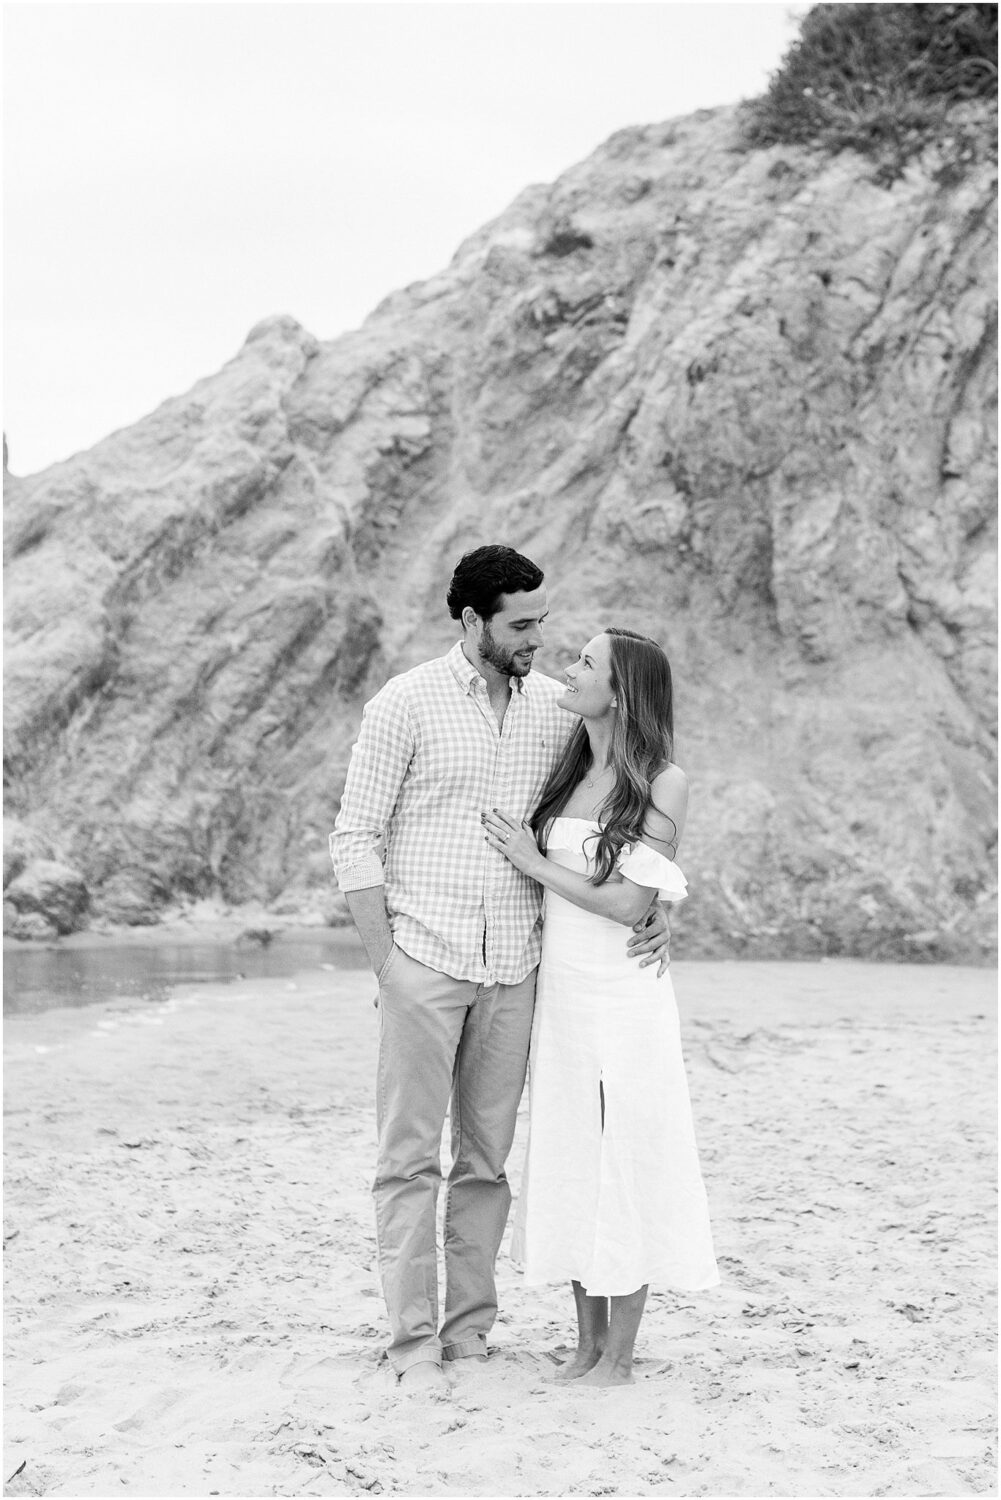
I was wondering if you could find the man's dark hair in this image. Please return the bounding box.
[446,545,544,622]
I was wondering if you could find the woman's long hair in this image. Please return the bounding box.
[530,627,676,884]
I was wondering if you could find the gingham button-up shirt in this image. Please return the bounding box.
[329,642,575,984]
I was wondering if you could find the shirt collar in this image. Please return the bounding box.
[447,640,527,695]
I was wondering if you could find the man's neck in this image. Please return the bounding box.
[461,639,512,728]
[461,640,511,700]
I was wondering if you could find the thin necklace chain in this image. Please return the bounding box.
[584,762,611,789]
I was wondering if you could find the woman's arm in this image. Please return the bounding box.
[643,764,689,857]
[481,810,656,927]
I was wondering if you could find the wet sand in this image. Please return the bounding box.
[3,961,997,1497]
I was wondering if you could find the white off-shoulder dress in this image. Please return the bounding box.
[511,817,719,1297]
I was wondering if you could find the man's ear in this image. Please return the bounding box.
[461,605,481,634]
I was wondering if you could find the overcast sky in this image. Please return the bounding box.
[5,2,805,476]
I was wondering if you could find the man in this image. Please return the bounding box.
[329,545,669,1390]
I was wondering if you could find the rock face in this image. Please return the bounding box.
[4,104,997,958]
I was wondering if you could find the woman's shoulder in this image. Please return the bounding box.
[641,764,688,854]
[650,762,688,807]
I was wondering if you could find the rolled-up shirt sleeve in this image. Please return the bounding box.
[329,682,415,892]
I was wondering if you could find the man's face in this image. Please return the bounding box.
[477,586,549,678]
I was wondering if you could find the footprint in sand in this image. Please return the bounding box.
[53,1382,86,1406]
[113,1388,187,1433]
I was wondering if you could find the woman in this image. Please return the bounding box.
[482,627,718,1386]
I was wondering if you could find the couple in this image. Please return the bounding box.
[330,545,717,1391]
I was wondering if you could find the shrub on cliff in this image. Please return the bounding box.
[744,3,997,177]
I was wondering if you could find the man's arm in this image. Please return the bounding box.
[344,886,395,976]
[329,682,414,976]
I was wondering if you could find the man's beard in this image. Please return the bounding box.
[481,622,535,677]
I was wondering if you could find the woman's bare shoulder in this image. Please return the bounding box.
[641,764,688,856]
[650,763,689,808]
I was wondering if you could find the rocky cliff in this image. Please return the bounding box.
[4,103,997,959]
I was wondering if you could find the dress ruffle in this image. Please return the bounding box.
[616,841,688,903]
[546,817,688,903]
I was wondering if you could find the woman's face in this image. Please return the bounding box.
[558,633,616,720]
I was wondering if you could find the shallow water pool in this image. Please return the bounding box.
[3,928,368,1016]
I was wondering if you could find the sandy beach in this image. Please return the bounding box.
[3,959,997,1498]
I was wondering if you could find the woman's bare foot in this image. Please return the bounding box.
[398,1361,448,1393]
[574,1355,634,1387]
[553,1347,604,1381]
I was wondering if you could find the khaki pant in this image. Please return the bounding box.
[373,944,537,1373]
